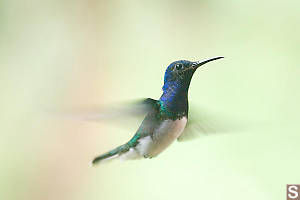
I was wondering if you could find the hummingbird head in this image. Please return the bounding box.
[162,57,224,92]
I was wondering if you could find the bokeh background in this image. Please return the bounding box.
[1,0,300,200]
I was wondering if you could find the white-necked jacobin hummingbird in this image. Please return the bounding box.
[92,57,224,165]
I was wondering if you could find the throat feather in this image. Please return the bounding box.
[159,82,188,119]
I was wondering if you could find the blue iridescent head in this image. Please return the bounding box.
[162,57,224,92]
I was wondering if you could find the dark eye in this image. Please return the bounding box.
[175,63,183,70]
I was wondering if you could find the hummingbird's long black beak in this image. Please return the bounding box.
[192,56,224,69]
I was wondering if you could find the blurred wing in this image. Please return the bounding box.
[177,105,247,142]
[60,98,159,127]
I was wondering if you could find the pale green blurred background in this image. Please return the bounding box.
[1,0,300,200]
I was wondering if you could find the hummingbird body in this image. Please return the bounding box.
[92,57,223,165]
[121,105,188,160]
[135,117,187,158]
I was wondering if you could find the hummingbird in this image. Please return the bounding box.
[92,57,224,165]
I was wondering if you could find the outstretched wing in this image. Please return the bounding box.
[178,105,248,142]
[60,98,159,127]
